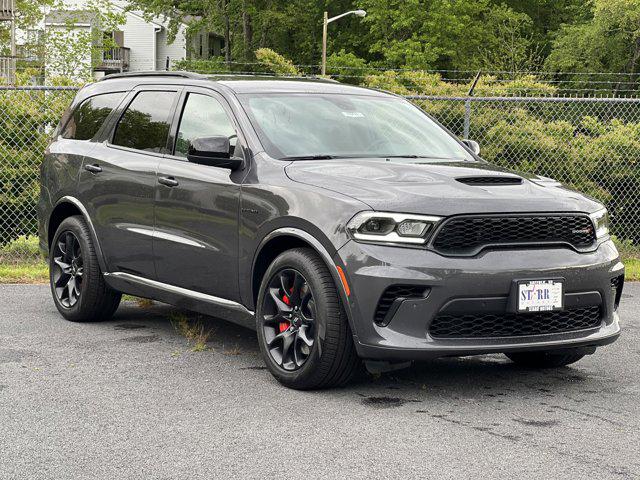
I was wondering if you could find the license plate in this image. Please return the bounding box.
[517,280,563,312]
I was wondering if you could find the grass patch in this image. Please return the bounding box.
[169,311,214,352]
[122,295,155,308]
[0,261,48,284]
[623,257,640,281]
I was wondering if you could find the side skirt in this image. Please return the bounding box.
[103,272,256,330]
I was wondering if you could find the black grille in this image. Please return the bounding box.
[457,176,523,186]
[429,306,601,338]
[374,285,428,325]
[432,215,596,255]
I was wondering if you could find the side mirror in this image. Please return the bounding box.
[462,139,480,156]
[187,136,243,170]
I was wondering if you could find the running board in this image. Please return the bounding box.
[103,272,256,330]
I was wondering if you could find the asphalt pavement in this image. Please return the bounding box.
[1,283,639,479]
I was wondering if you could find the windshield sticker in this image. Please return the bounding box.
[341,111,365,118]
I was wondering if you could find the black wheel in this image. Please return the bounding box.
[256,248,359,389]
[50,216,121,322]
[505,350,586,368]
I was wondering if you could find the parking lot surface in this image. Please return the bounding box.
[1,283,638,479]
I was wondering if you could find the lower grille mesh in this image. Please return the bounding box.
[429,306,601,338]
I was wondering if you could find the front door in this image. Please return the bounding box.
[154,88,245,301]
[78,87,180,278]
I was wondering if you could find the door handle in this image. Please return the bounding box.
[84,164,102,173]
[158,176,179,187]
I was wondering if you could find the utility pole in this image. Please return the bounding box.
[321,9,366,77]
[321,11,328,76]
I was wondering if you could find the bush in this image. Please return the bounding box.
[254,48,299,76]
[326,50,371,85]
[0,235,41,261]
[173,57,230,74]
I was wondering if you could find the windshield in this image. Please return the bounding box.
[238,93,474,161]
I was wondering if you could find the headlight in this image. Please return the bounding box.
[347,212,441,245]
[589,208,610,239]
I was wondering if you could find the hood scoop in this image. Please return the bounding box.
[456,176,523,186]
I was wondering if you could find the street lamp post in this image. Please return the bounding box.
[321,9,366,76]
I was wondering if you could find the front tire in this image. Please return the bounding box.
[49,216,121,322]
[505,350,586,368]
[256,248,359,389]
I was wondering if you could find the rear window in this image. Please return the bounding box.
[112,90,177,153]
[61,92,125,141]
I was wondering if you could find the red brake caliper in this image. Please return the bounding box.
[279,294,291,332]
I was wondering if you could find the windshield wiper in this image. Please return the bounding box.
[380,155,445,159]
[282,155,336,160]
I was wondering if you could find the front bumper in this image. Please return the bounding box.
[335,239,623,361]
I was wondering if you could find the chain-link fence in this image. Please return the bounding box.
[0,86,78,264]
[1,86,640,263]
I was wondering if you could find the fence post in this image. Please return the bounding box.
[463,71,481,139]
[463,99,471,139]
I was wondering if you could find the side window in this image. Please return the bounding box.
[112,91,176,153]
[61,92,124,140]
[174,93,237,159]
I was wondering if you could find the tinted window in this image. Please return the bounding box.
[174,93,236,158]
[112,91,176,153]
[61,92,124,140]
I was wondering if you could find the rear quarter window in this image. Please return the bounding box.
[61,91,125,141]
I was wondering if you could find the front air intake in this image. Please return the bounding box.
[432,214,597,256]
[456,176,523,186]
[374,285,429,326]
[611,275,624,310]
[429,306,602,338]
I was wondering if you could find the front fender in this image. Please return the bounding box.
[244,225,361,338]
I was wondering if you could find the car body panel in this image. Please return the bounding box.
[285,159,603,215]
[77,142,159,278]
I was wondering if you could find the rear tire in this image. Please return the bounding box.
[256,248,359,389]
[505,350,586,368]
[49,216,121,322]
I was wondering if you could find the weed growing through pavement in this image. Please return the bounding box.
[136,297,154,308]
[223,344,242,356]
[168,311,213,352]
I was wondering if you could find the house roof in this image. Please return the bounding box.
[45,10,96,26]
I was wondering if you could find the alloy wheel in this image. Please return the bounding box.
[52,231,84,308]
[261,268,316,371]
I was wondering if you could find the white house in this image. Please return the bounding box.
[18,0,224,81]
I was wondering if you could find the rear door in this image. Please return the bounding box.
[153,87,245,301]
[78,86,180,278]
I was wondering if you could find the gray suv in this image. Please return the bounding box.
[39,72,624,389]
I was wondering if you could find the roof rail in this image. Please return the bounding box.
[204,73,341,84]
[99,71,206,81]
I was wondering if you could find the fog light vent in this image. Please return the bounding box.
[611,275,624,311]
[374,285,429,326]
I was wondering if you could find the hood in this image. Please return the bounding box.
[285,159,602,216]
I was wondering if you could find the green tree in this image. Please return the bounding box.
[545,0,640,77]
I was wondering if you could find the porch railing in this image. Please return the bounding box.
[0,0,14,20]
[97,47,131,72]
[0,56,15,84]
